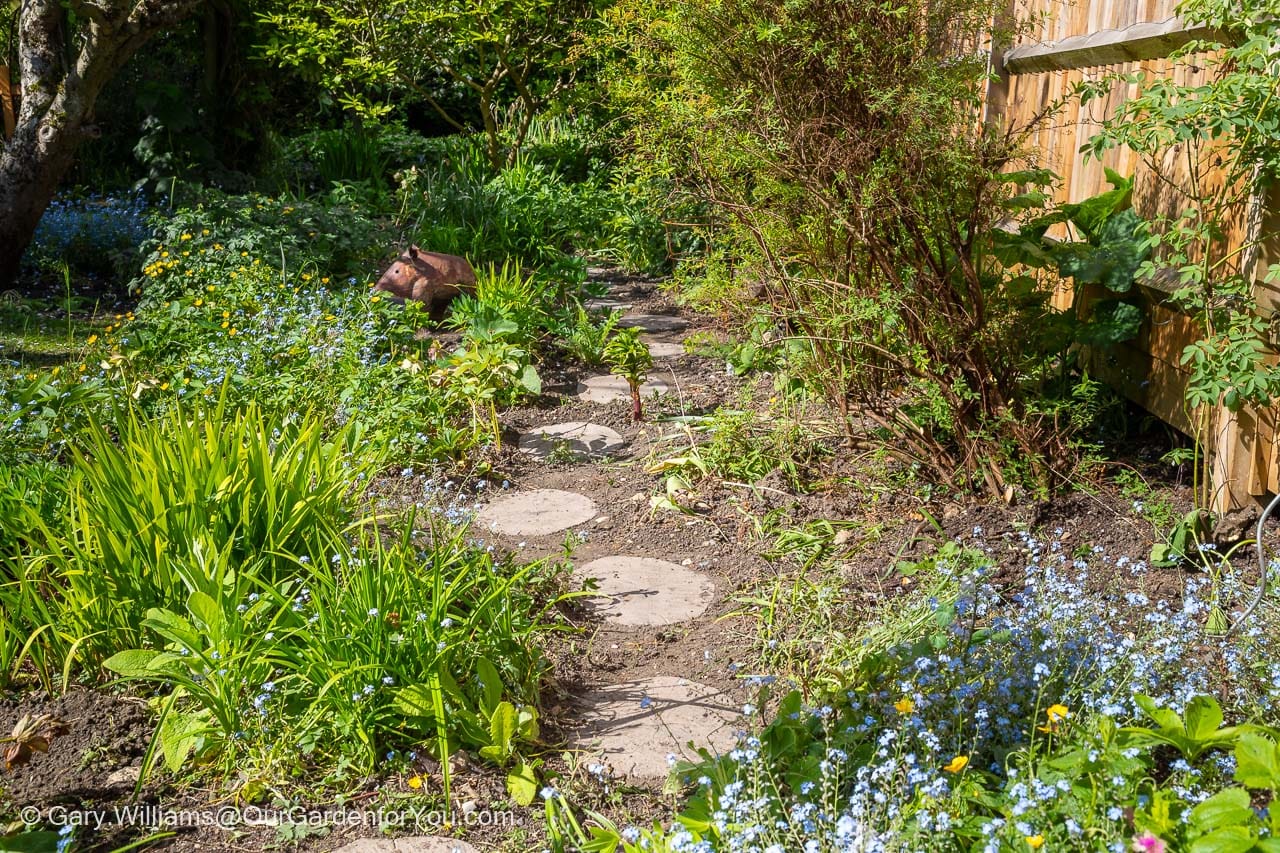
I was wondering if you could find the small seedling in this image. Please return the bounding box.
[2,713,69,771]
[603,328,654,421]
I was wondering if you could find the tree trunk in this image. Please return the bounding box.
[0,0,203,288]
[0,115,79,284]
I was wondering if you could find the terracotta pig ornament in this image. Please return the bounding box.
[374,246,477,320]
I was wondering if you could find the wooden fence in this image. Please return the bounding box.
[0,65,14,139]
[985,0,1280,511]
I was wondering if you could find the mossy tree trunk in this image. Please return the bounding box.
[0,0,202,286]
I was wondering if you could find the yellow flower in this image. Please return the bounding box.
[86,334,98,345]
[229,328,238,337]
[194,298,204,307]
[206,285,215,292]
[180,233,192,241]
[942,755,969,773]
[1039,704,1070,734]
[51,367,60,376]
[202,229,210,236]
[407,775,424,790]
[1026,835,1045,849]
[321,277,330,284]
[370,295,381,303]
[159,382,170,390]
[894,698,915,714]
[221,321,229,329]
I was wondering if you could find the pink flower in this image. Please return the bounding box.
[1132,832,1166,853]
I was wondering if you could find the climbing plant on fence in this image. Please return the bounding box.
[1082,0,1280,507]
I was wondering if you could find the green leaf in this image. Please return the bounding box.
[103,648,167,678]
[506,759,538,806]
[475,658,503,715]
[1188,826,1256,853]
[487,701,517,762]
[1076,300,1142,348]
[186,590,223,636]
[1185,695,1225,741]
[519,364,541,394]
[1189,788,1254,834]
[392,684,439,719]
[158,710,206,774]
[1235,733,1280,789]
[0,831,60,853]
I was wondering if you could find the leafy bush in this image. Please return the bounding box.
[396,130,669,272]
[602,0,1102,495]
[132,190,393,293]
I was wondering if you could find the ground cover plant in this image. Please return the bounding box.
[544,534,1280,852]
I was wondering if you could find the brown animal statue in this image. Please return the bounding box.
[374,246,477,320]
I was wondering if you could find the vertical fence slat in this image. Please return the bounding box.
[0,66,14,139]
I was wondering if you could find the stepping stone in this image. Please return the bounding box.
[573,677,739,779]
[476,489,597,537]
[618,313,689,333]
[576,557,715,626]
[518,422,625,461]
[585,297,634,312]
[331,839,478,853]
[577,375,671,404]
[643,338,685,359]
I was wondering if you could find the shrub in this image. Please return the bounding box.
[603,0,1090,495]
[395,130,669,272]
[132,189,393,293]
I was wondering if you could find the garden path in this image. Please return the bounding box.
[474,276,747,784]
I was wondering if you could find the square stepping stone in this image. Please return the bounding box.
[618,314,689,333]
[575,556,715,625]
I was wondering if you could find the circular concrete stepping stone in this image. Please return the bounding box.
[518,422,626,461]
[476,489,597,537]
[644,339,685,358]
[573,677,739,778]
[576,556,715,626]
[577,374,671,404]
[618,313,689,333]
[331,839,478,853]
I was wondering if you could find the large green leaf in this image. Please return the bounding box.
[506,759,538,806]
[1235,732,1280,789]
[1075,300,1142,348]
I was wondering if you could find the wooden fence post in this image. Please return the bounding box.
[0,65,14,139]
